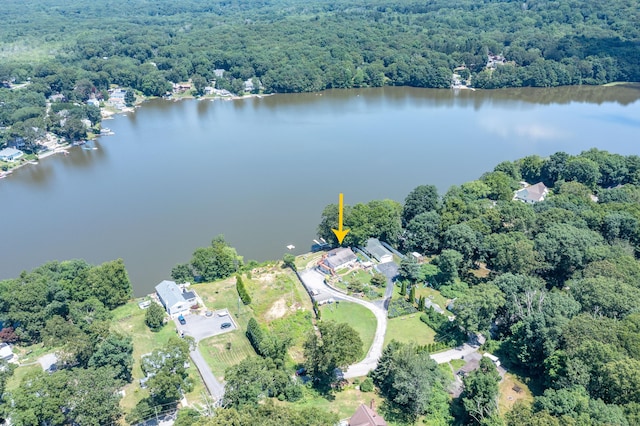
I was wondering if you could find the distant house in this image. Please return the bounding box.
[0,147,24,162]
[87,98,100,108]
[514,182,548,204]
[0,343,14,362]
[155,280,197,316]
[349,401,387,426]
[49,93,65,102]
[318,247,357,274]
[365,238,393,264]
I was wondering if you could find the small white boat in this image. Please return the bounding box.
[287,245,295,250]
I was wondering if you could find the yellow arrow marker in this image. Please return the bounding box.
[331,193,350,244]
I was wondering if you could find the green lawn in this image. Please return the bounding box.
[320,302,376,361]
[4,364,42,392]
[291,384,389,422]
[198,329,257,381]
[415,287,450,312]
[384,314,436,347]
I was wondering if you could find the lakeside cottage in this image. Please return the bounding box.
[0,147,24,162]
[155,280,197,316]
[318,247,357,274]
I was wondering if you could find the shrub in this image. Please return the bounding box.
[236,275,252,305]
[145,303,165,330]
[360,378,374,392]
[388,298,418,318]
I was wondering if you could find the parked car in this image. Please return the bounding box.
[205,311,213,317]
[178,315,186,325]
[221,322,232,329]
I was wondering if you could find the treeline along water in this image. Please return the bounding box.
[1,86,639,295]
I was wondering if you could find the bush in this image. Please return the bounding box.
[387,297,418,318]
[145,303,165,330]
[360,378,374,392]
[236,275,252,305]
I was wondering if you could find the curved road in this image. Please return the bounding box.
[299,268,387,378]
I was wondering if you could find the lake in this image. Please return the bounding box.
[1,85,639,295]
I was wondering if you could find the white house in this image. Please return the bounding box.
[0,343,14,362]
[365,238,393,264]
[0,147,24,162]
[155,280,197,316]
[514,182,548,204]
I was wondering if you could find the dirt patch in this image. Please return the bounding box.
[258,273,276,283]
[265,298,287,321]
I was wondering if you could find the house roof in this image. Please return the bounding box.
[365,238,392,260]
[182,290,196,300]
[325,247,357,270]
[0,147,22,157]
[349,403,387,426]
[515,182,548,202]
[155,280,186,308]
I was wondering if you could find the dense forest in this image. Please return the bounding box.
[1,0,640,148]
[317,148,640,425]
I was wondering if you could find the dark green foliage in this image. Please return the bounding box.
[170,263,193,284]
[282,253,296,271]
[387,297,418,319]
[303,321,363,388]
[399,281,407,296]
[372,341,450,422]
[462,357,501,424]
[402,185,439,225]
[408,285,416,304]
[88,333,134,382]
[236,275,251,305]
[11,367,123,426]
[360,377,374,392]
[191,235,243,282]
[370,273,387,287]
[141,337,193,405]
[224,357,301,407]
[144,302,166,330]
[203,401,339,426]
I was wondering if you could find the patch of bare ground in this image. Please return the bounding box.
[265,298,287,321]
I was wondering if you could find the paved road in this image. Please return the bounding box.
[190,348,225,400]
[299,268,387,378]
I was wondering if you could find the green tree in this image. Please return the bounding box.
[191,235,242,282]
[283,253,296,271]
[462,357,501,424]
[454,283,505,334]
[398,256,421,283]
[303,321,363,388]
[88,332,134,382]
[84,258,132,309]
[437,249,463,283]
[372,341,450,422]
[145,302,166,330]
[402,184,439,225]
[404,211,441,254]
[370,273,387,287]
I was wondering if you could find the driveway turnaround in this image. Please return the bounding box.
[299,268,387,378]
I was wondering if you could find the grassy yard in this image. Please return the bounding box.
[415,287,450,311]
[291,384,388,422]
[498,373,533,415]
[320,302,376,361]
[4,364,42,392]
[294,252,324,271]
[112,300,190,413]
[384,314,436,347]
[198,330,257,381]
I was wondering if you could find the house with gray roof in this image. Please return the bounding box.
[318,247,357,274]
[155,280,197,316]
[0,147,24,162]
[514,182,548,204]
[365,238,393,264]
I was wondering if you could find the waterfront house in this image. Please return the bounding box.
[514,182,548,204]
[365,238,393,264]
[155,280,197,316]
[0,343,14,362]
[0,147,24,162]
[318,247,357,274]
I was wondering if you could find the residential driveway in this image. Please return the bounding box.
[175,310,236,342]
[299,268,387,378]
[190,348,225,400]
[375,261,398,300]
[171,310,234,403]
[429,343,478,364]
